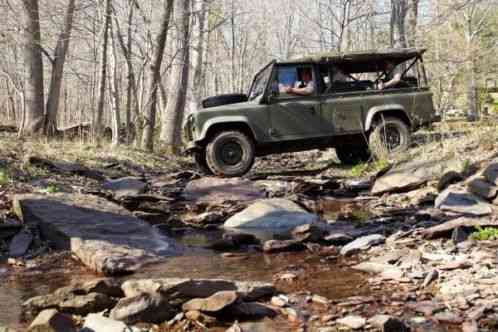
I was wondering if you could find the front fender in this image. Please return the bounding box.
[197,116,257,142]
[365,104,409,131]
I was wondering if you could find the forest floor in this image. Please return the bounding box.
[1,120,498,332]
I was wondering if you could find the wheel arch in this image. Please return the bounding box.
[365,106,412,132]
[200,118,257,145]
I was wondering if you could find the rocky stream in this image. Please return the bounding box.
[2,147,498,332]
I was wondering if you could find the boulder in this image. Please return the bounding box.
[8,230,33,257]
[263,239,305,253]
[438,171,464,192]
[102,177,147,199]
[291,224,326,243]
[226,302,277,319]
[336,315,366,330]
[28,309,76,332]
[23,279,122,318]
[483,162,498,185]
[372,158,462,195]
[435,188,493,216]
[367,315,409,332]
[340,234,385,256]
[182,291,238,313]
[468,178,497,200]
[81,314,139,332]
[0,224,22,240]
[121,278,274,302]
[110,293,175,324]
[224,199,319,231]
[183,178,265,204]
[13,194,181,275]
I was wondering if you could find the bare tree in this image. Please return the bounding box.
[390,0,409,48]
[160,0,191,153]
[44,0,77,136]
[21,0,45,136]
[141,0,175,151]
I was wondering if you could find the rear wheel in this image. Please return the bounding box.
[206,131,255,177]
[369,116,411,158]
[336,145,371,165]
[193,150,213,175]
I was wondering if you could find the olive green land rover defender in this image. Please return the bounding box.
[184,48,436,177]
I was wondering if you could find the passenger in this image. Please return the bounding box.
[331,66,348,83]
[280,68,315,96]
[378,61,402,90]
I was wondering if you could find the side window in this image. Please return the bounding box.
[272,65,316,98]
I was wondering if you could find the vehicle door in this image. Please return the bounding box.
[320,67,368,134]
[267,64,329,141]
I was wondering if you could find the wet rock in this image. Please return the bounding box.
[271,295,288,307]
[263,239,305,253]
[462,321,479,332]
[468,178,497,200]
[59,293,116,315]
[209,233,259,251]
[102,177,146,199]
[184,310,217,325]
[368,315,409,332]
[422,217,498,239]
[291,224,326,243]
[410,301,445,316]
[13,194,181,275]
[435,188,493,216]
[227,302,277,319]
[28,309,76,332]
[352,262,395,274]
[82,314,138,332]
[422,270,439,288]
[8,230,33,257]
[438,171,464,192]
[184,178,265,204]
[451,227,470,244]
[336,315,366,330]
[224,199,319,231]
[69,278,124,298]
[433,311,464,324]
[23,290,116,318]
[340,234,385,256]
[182,290,238,313]
[0,224,22,240]
[122,278,274,302]
[323,233,353,245]
[483,162,498,185]
[110,292,175,324]
[230,318,279,332]
[372,158,462,195]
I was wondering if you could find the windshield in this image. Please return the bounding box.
[248,62,274,101]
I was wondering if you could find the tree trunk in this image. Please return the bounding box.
[45,0,76,136]
[407,0,419,47]
[141,0,175,152]
[109,18,121,146]
[390,0,408,49]
[160,0,191,153]
[94,0,112,141]
[192,0,207,109]
[21,0,45,136]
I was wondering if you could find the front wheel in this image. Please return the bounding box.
[193,150,213,175]
[206,131,255,177]
[369,116,411,158]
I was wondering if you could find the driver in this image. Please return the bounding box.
[378,61,402,90]
[280,68,315,96]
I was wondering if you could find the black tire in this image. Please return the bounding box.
[369,116,411,158]
[206,131,255,177]
[202,94,248,109]
[336,145,371,165]
[194,150,213,175]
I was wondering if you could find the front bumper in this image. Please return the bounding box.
[183,141,201,155]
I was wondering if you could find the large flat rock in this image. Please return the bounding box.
[13,194,181,275]
[372,158,462,195]
[223,199,319,231]
[183,178,265,204]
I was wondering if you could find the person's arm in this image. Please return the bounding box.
[288,81,314,96]
[382,73,402,89]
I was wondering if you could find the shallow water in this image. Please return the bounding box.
[0,230,370,329]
